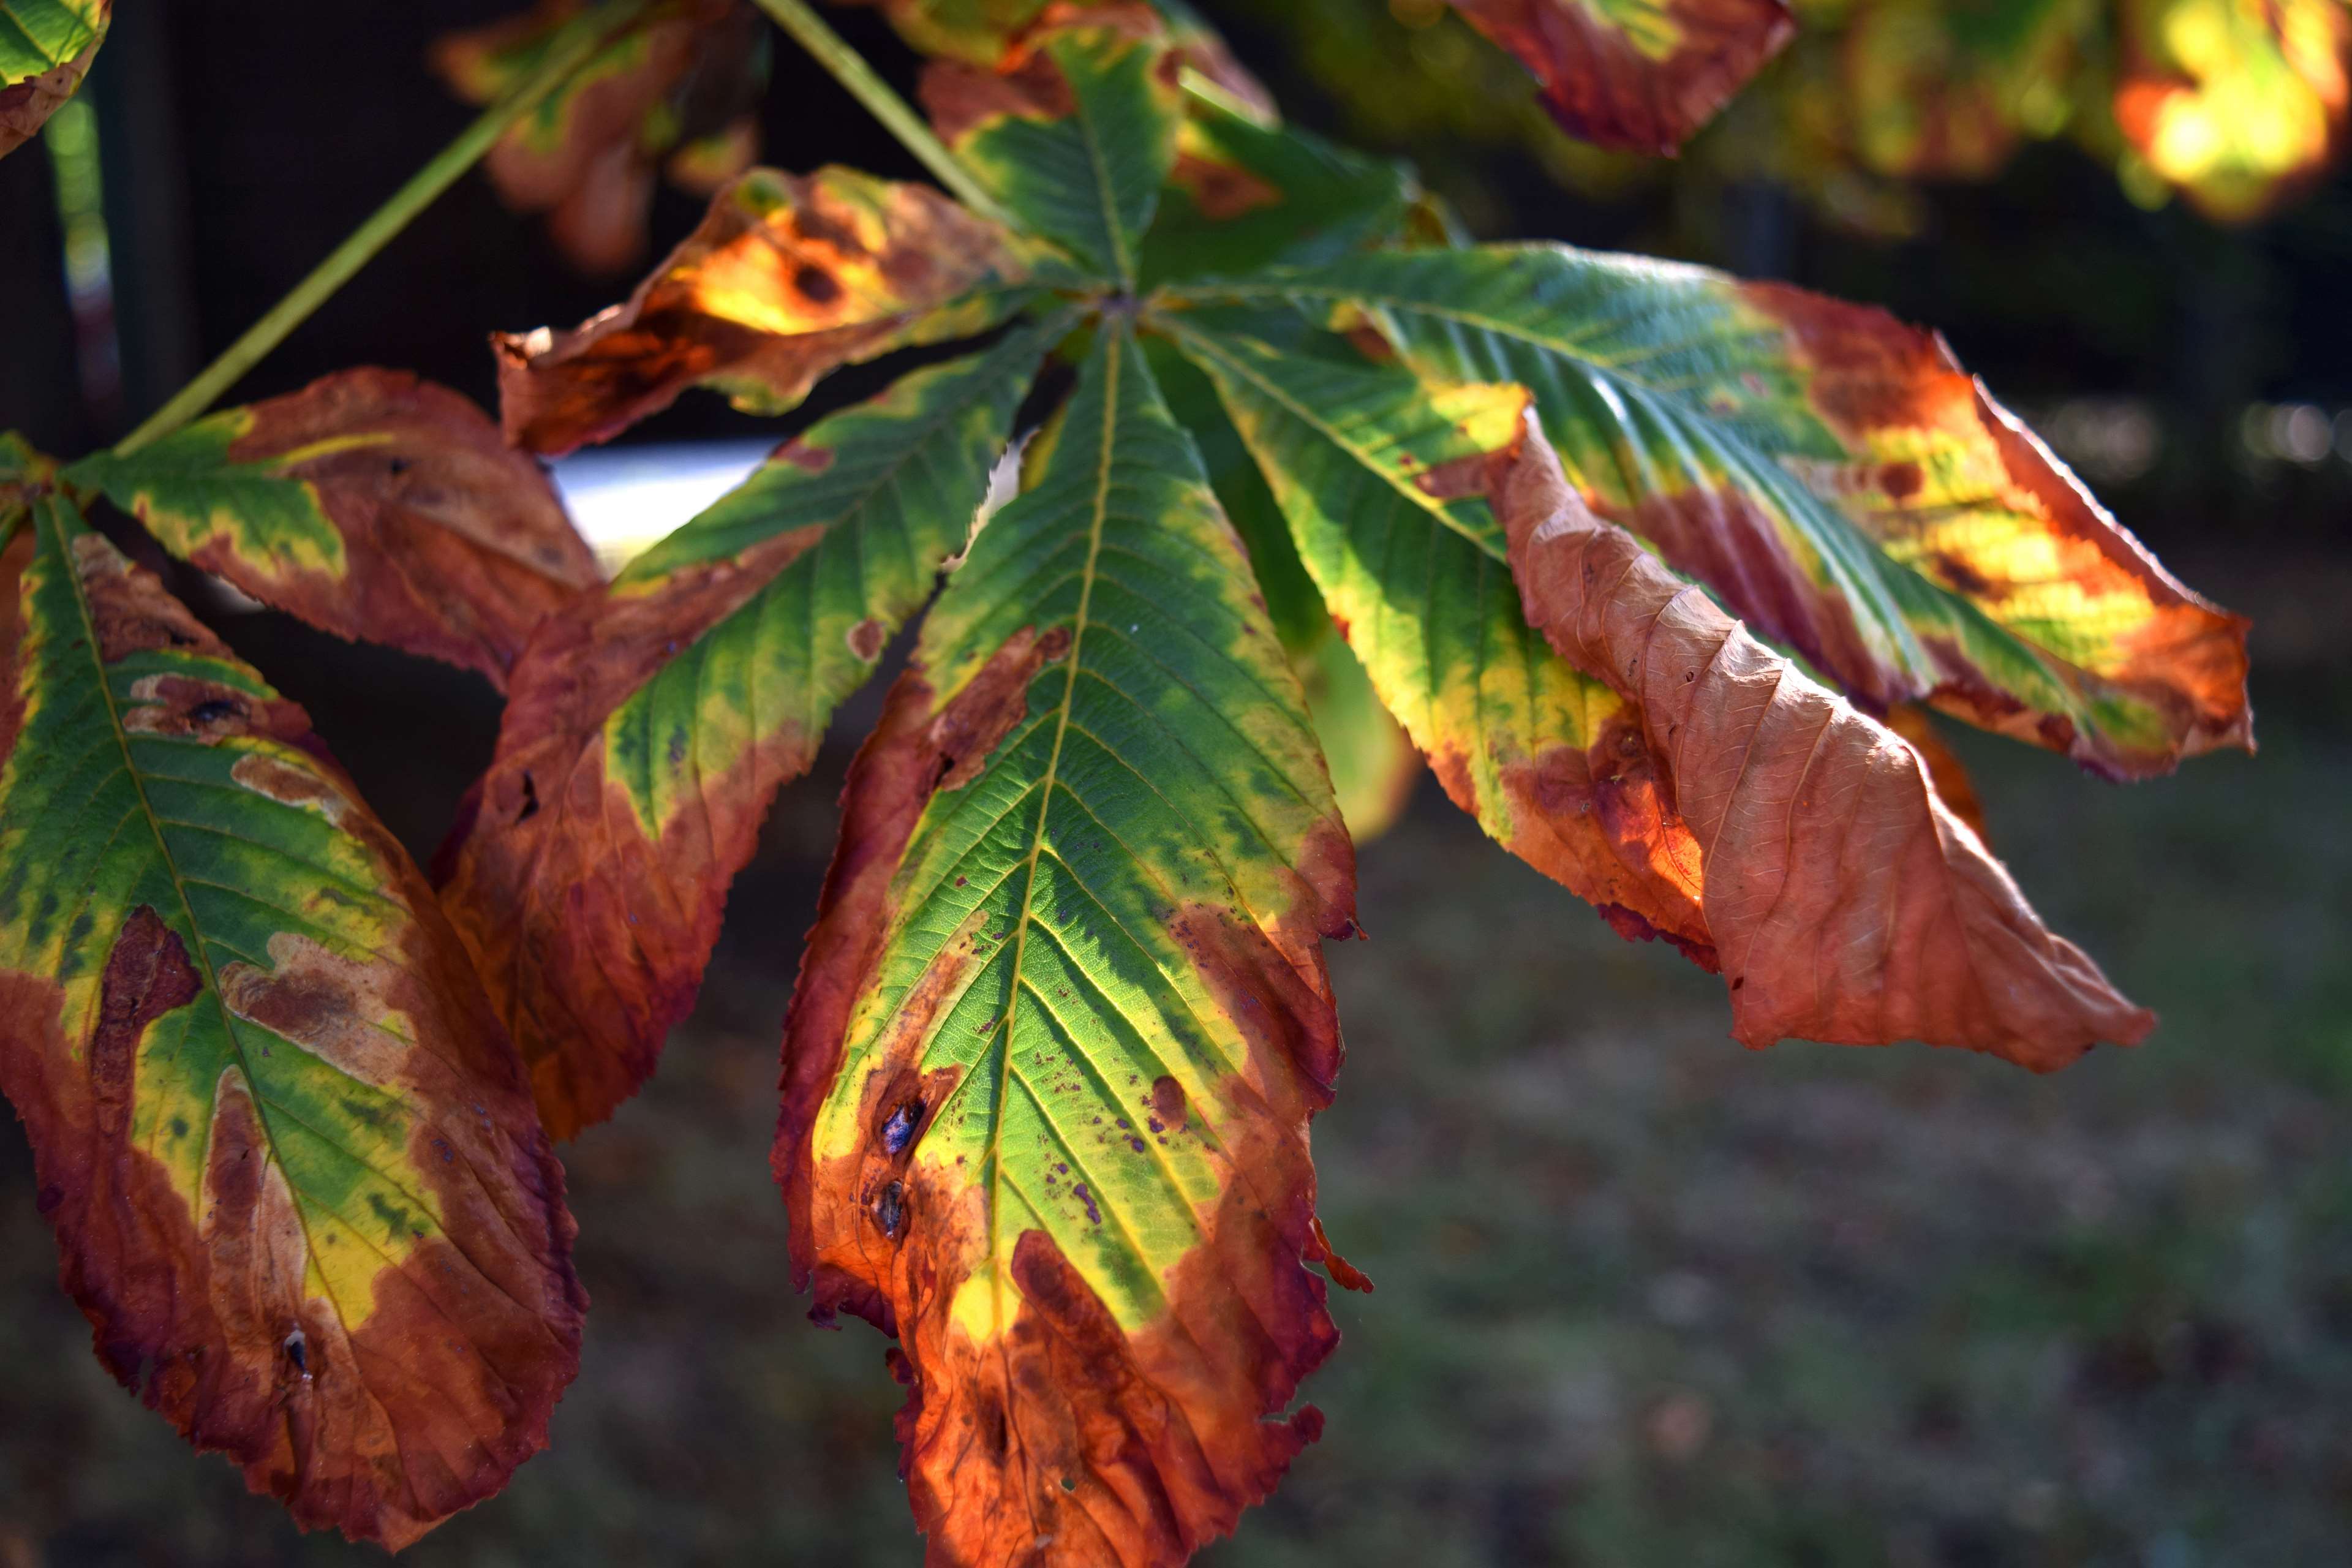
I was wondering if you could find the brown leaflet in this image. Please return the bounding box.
[918,1,1261,140]
[776,641,1348,1567]
[1742,281,2254,769]
[1493,418,2154,1068]
[432,0,763,274]
[0,532,584,1547]
[494,167,1028,455]
[213,369,597,688]
[1447,0,1797,155]
[435,523,825,1140]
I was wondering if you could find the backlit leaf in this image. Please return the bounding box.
[432,0,767,274]
[1300,631,1420,844]
[1842,0,2100,179]
[0,0,107,158]
[439,320,1061,1140]
[920,4,1184,287]
[1178,248,2252,778]
[1493,416,2156,1065]
[495,165,1037,454]
[68,370,601,691]
[2114,0,2352,221]
[775,322,1354,1566]
[1166,307,1714,958]
[1446,0,1796,153]
[0,489,583,1547]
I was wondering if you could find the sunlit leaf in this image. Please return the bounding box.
[1164,307,1716,963]
[67,370,600,690]
[1447,0,1796,153]
[439,320,1063,1140]
[921,4,1183,286]
[1493,415,2155,1063]
[1300,631,1420,843]
[495,164,1037,454]
[432,0,767,274]
[0,0,107,158]
[2114,0,2352,220]
[0,488,583,1547]
[775,322,1354,1566]
[1177,248,2251,778]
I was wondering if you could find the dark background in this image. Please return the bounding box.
[1,3,2347,1564]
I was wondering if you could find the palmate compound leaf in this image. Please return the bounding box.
[775,321,1360,1567]
[66,369,602,692]
[432,0,768,274]
[1161,309,2154,1066]
[1446,0,1797,154]
[495,165,1040,456]
[0,483,584,1547]
[919,2,1185,289]
[1170,249,2252,780]
[1491,415,2154,1063]
[437,316,1068,1140]
[0,0,108,158]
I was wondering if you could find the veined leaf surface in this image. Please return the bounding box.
[1446,0,1796,153]
[0,492,583,1547]
[1178,248,2251,778]
[495,165,1035,454]
[1493,417,2155,1065]
[0,0,107,157]
[440,322,1057,1140]
[2114,0,2352,221]
[68,369,601,690]
[776,323,1354,1566]
[1165,307,1714,959]
[921,6,1183,288]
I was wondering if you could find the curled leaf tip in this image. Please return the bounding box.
[1494,413,2157,1068]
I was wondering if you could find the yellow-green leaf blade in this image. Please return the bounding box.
[0,0,108,157]
[777,322,1355,1567]
[440,319,1060,1139]
[0,492,582,1548]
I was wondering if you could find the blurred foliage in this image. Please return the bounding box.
[1229,0,2352,235]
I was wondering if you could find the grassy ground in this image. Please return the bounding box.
[1,664,2345,1567]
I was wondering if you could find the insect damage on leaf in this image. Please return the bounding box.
[1491,414,2157,1067]
[432,0,768,273]
[776,325,1353,1567]
[437,325,1055,1140]
[68,369,601,690]
[494,165,1035,454]
[0,0,109,159]
[0,494,583,1548]
[1446,0,1796,154]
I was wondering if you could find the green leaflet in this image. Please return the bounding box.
[781,320,1350,1561]
[1170,248,2187,770]
[437,317,1063,1140]
[799,319,1348,1333]
[0,492,578,1543]
[1136,80,1415,287]
[946,18,1182,288]
[72,411,350,576]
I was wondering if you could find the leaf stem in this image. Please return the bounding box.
[745,0,1019,230]
[111,0,652,457]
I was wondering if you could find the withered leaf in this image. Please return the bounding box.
[0,490,583,1547]
[494,164,1036,454]
[1494,415,2155,1067]
[0,0,108,159]
[68,369,601,692]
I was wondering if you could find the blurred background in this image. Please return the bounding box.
[1,1,2347,1564]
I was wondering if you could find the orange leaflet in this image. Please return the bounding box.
[1493,416,2155,1068]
